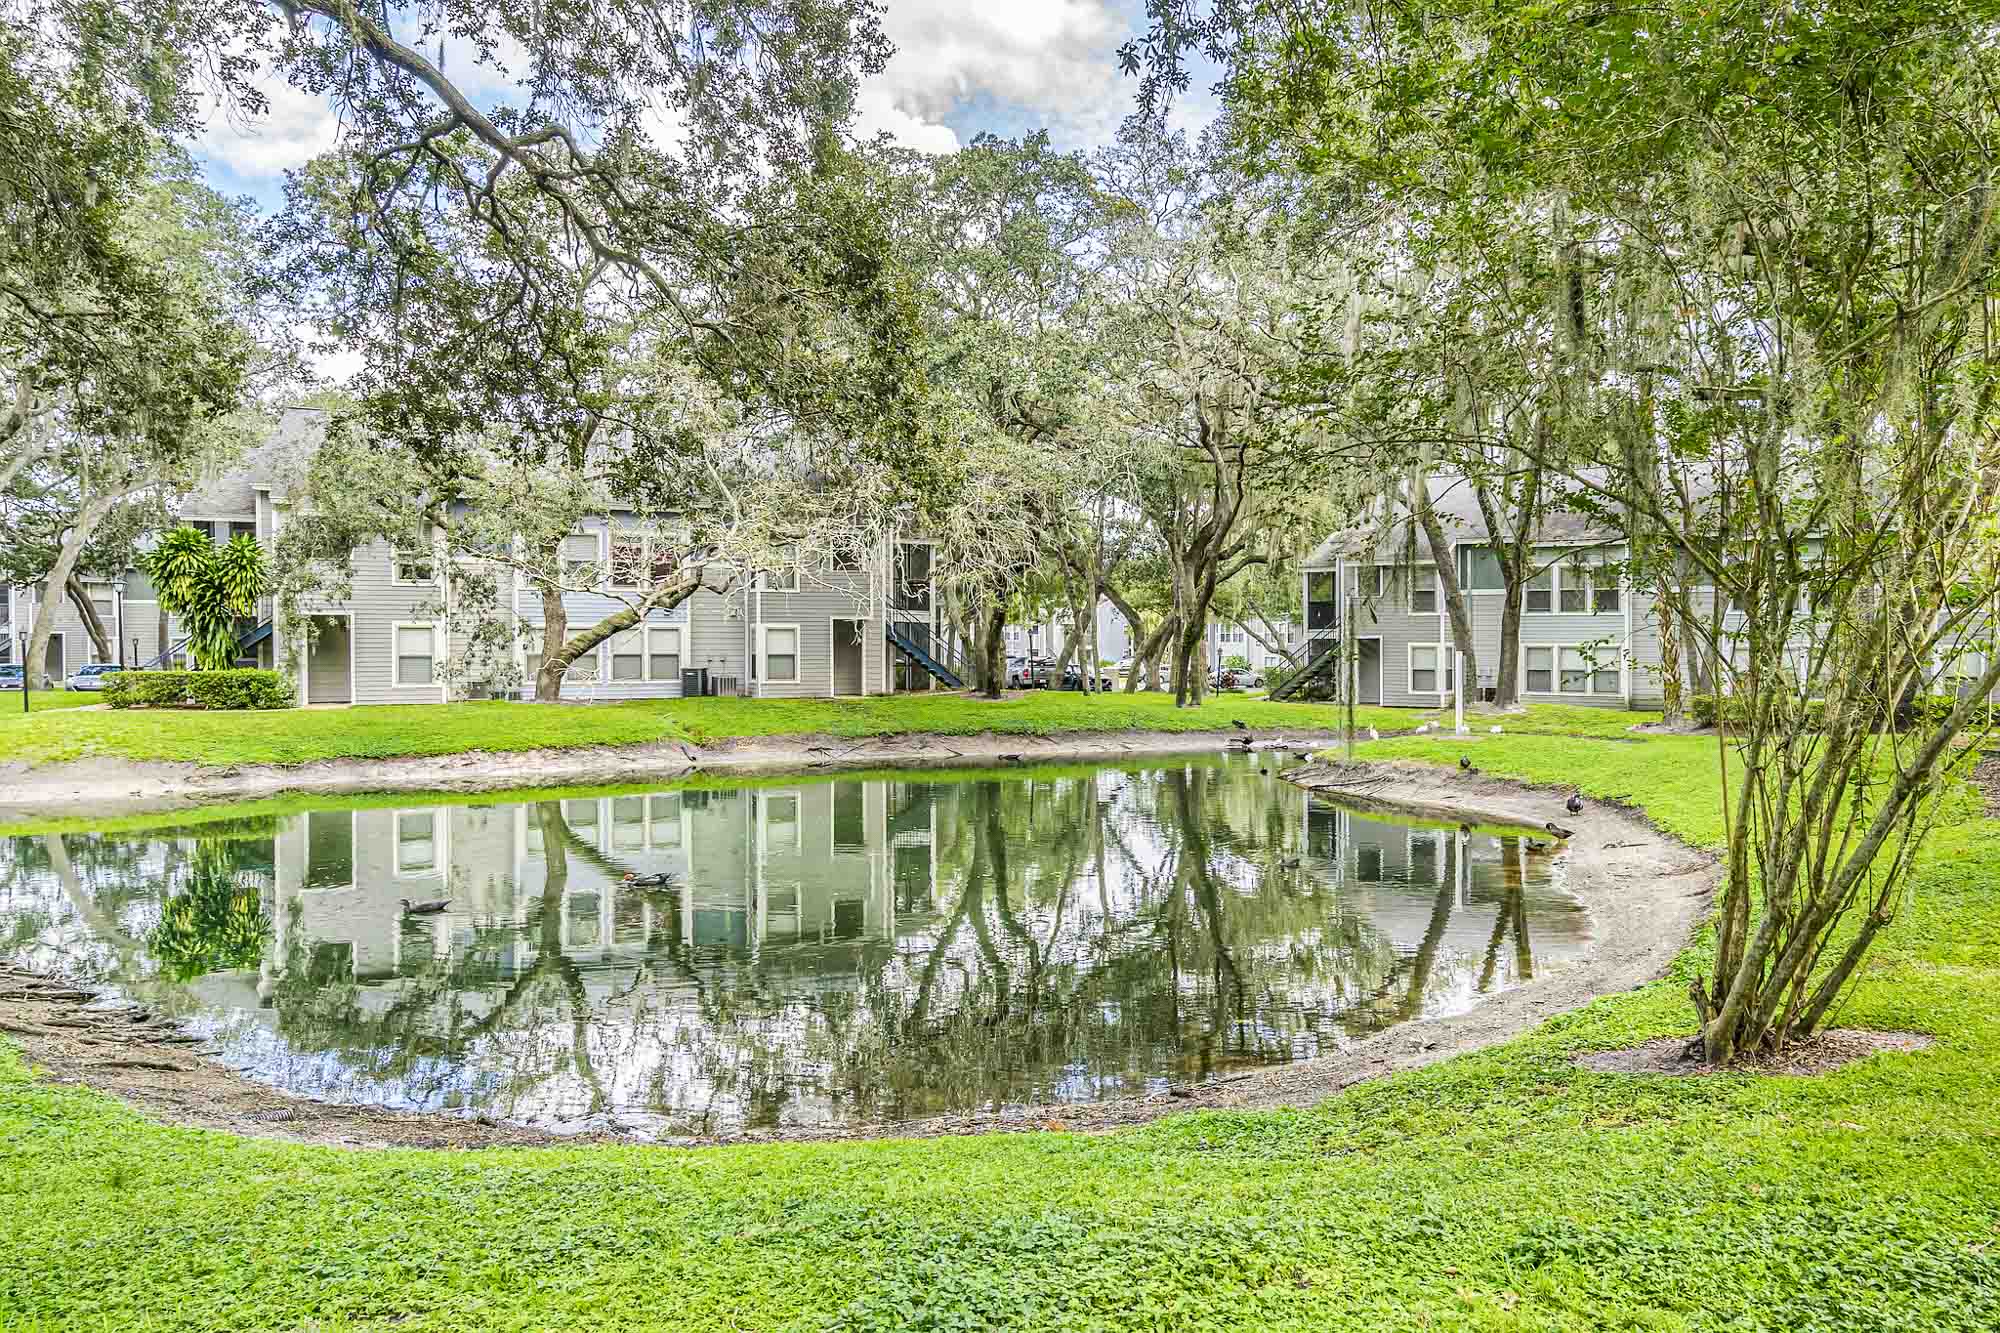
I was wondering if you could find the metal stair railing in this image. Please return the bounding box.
[1269,633,1344,702]
[138,619,273,670]
[884,620,968,684]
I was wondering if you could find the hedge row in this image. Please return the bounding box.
[1690,692,1996,730]
[102,669,294,711]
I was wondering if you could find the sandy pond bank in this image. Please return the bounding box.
[0,755,1717,1149]
[0,727,1350,826]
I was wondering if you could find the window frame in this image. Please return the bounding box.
[1524,644,1555,693]
[607,625,645,682]
[608,528,648,591]
[645,625,682,683]
[304,809,358,892]
[1525,561,1555,615]
[392,622,439,688]
[1409,642,1456,695]
[392,524,438,587]
[561,529,601,588]
[759,623,801,684]
[1409,563,1438,615]
[761,544,800,593]
[392,807,448,878]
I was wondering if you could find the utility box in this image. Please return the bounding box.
[682,667,709,698]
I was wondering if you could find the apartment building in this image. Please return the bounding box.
[1284,478,1661,709]
[7,409,958,702]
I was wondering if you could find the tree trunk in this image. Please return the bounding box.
[1493,578,1522,708]
[64,575,111,662]
[536,569,704,702]
[25,487,130,687]
[1655,581,1684,725]
[534,583,569,701]
[1414,483,1478,702]
[980,603,1007,699]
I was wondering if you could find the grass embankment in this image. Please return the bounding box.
[4,730,1997,1330]
[0,688,100,715]
[0,690,1489,768]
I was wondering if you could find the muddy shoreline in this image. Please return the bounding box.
[0,727,1352,826]
[0,758,1718,1150]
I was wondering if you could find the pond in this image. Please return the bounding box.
[0,754,1589,1137]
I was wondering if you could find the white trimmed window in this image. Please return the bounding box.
[1525,646,1554,693]
[395,810,442,875]
[764,792,801,851]
[1410,644,1455,693]
[612,796,646,851]
[1539,645,1623,695]
[1410,564,1438,615]
[609,627,644,682]
[760,625,800,683]
[647,793,682,848]
[1583,552,1622,613]
[1559,560,1588,613]
[562,532,600,586]
[646,626,682,681]
[393,625,436,686]
[609,530,646,590]
[1526,563,1554,614]
[393,526,436,585]
[762,545,799,592]
[1559,647,1589,693]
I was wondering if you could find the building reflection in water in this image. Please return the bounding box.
[0,757,1588,1136]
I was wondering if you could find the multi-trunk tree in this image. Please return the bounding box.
[1205,0,2000,1065]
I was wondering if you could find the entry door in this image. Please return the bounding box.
[1358,640,1382,705]
[308,616,352,704]
[831,619,865,695]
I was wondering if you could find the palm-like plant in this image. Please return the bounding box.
[141,526,269,669]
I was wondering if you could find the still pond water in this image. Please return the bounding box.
[1,755,1588,1136]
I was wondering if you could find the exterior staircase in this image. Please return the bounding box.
[885,623,969,690]
[1269,635,1344,702]
[139,619,273,670]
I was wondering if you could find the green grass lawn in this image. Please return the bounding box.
[0,687,102,715]
[0,689,1605,768]
[3,729,1995,1330]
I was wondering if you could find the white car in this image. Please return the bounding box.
[65,664,125,691]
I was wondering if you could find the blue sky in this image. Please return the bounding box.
[193,1,1222,215]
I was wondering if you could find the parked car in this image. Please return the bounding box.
[1025,658,1060,689]
[1061,664,1114,692]
[1210,667,1242,692]
[0,665,21,691]
[66,663,125,691]
[1005,655,1030,688]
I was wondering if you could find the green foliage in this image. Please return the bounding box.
[139,526,268,670]
[100,670,290,712]
[144,845,271,982]
[2,730,1998,1329]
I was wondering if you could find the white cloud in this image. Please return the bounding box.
[197,65,345,177]
[851,85,959,154]
[194,4,1178,190]
[866,1,1137,149]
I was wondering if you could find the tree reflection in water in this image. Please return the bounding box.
[0,756,1589,1134]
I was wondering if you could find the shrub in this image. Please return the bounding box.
[186,670,293,710]
[104,671,195,709]
[1910,691,1997,730]
[103,669,293,710]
